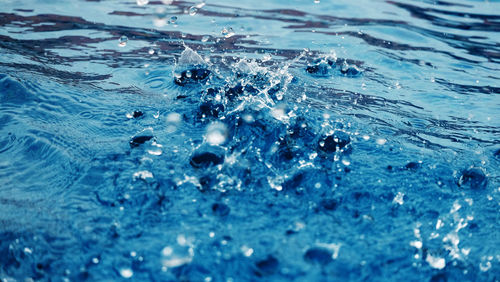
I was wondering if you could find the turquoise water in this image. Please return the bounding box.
[0,0,499,281]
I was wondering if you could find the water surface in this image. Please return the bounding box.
[0,0,499,281]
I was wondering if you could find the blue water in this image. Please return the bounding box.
[0,0,499,281]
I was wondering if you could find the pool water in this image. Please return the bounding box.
[0,0,499,281]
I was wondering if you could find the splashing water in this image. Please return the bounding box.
[0,0,499,281]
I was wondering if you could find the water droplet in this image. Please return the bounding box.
[154,18,167,27]
[201,35,210,42]
[189,6,198,16]
[149,49,155,55]
[118,36,128,47]
[170,16,178,24]
[119,268,133,279]
[221,27,235,38]
[314,0,320,3]
[136,0,149,6]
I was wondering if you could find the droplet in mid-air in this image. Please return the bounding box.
[137,0,149,6]
[154,7,168,27]
[221,27,235,38]
[118,35,128,47]
[189,6,198,16]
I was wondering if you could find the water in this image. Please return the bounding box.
[0,0,499,281]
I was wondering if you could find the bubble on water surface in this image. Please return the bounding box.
[118,36,128,47]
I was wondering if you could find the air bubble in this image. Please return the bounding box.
[170,16,178,24]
